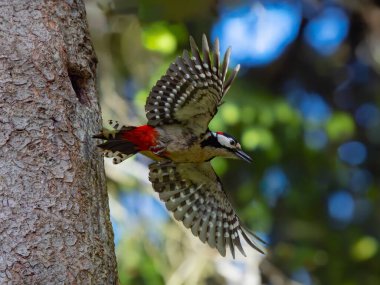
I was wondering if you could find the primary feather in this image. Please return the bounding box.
[145,34,240,136]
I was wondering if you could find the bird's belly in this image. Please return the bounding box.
[139,147,212,163]
[165,146,214,163]
[154,126,209,162]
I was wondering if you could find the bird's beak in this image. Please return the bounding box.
[234,149,253,163]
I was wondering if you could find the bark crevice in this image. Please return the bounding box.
[68,73,90,105]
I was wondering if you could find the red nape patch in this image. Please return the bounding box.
[216,131,224,135]
[121,125,158,151]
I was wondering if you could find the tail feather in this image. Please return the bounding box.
[97,140,138,156]
[93,133,106,140]
[93,124,139,164]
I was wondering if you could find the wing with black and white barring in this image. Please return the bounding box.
[145,35,240,136]
[148,161,264,257]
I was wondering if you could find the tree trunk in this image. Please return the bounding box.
[0,0,118,284]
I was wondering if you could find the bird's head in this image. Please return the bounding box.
[202,131,252,162]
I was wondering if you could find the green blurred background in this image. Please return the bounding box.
[85,0,380,284]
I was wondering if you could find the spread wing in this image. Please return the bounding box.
[145,34,240,136]
[148,161,264,258]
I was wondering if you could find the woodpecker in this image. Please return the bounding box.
[94,35,264,257]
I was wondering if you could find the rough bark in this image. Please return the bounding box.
[0,0,118,284]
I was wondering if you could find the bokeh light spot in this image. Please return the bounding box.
[338,141,367,166]
[299,93,331,124]
[220,103,240,125]
[355,103,380,129]
[286,89,331,125]
[274,101,297,124]
[142,23,177,54]
[326,112,355,141]
[212,2,301,66]
[304,7,349,55]
[328,191,354,223]
[242,128,274,150]
[352,236,378,261]
[260,166,289,206]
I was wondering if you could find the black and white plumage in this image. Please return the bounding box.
[145,34,240,136]
[145,35,264,257]
[149,161,264,257]
[95,35,264,258]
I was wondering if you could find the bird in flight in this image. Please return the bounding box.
[94,34,265,258]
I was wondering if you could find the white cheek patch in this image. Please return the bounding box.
[217,134,234,148]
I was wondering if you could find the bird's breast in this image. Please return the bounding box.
[152,125,216,162]
[165,144,216,162]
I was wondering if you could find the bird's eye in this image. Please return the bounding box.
[230,140,235,146]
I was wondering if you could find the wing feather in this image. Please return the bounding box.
[221,47,231,82]
[202,34,212,68]
[213,38,220,71]
[148,161,264,258]
[145,35,239,135]
[207,212,217,249]
[199,212,210,243]
[224,64,240,94]
[190,36,203,67]
[216,209,226,256]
